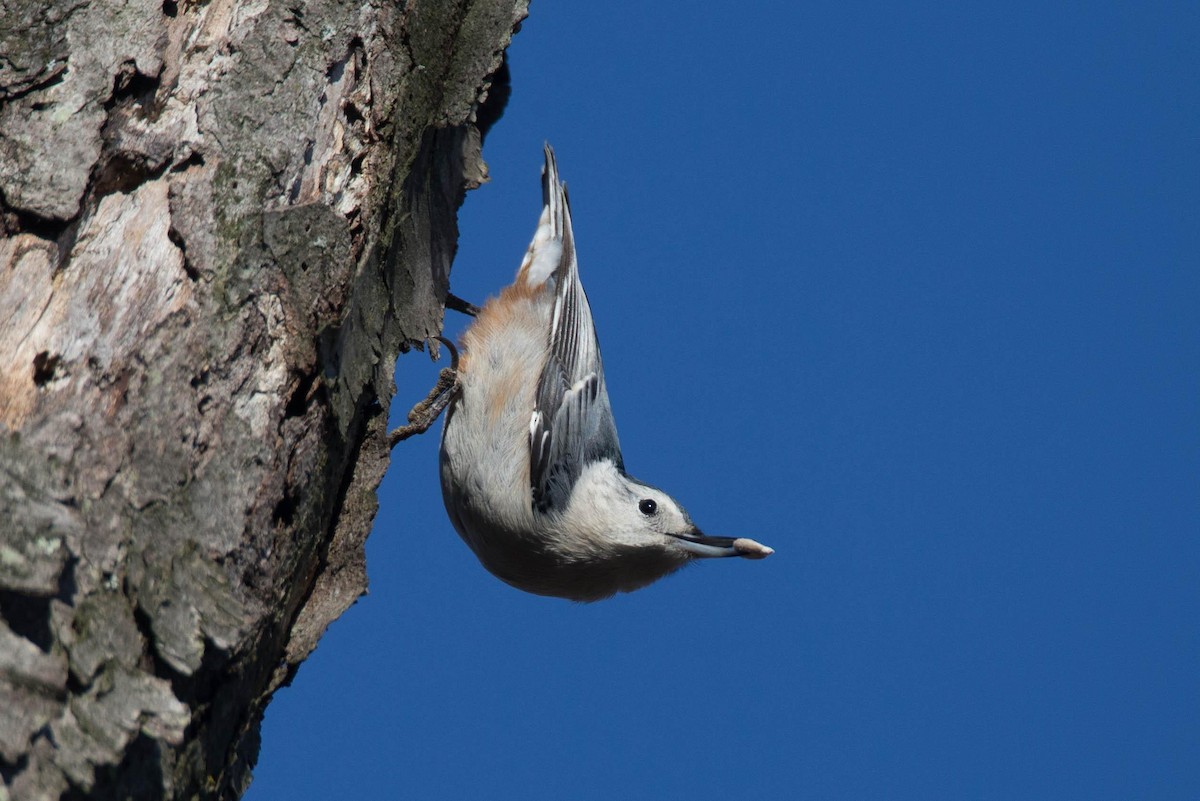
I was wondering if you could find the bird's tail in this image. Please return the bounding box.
[516,144,574,290]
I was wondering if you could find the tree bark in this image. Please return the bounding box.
[0,0,527,798]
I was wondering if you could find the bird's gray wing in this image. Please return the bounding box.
[529,145,623,513]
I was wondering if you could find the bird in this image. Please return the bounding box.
[406,145,773,602]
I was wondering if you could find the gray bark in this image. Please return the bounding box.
[0,0,527,798]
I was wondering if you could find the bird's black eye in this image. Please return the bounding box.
[638,499,658,516]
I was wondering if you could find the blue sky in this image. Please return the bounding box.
[249,3,1198,799]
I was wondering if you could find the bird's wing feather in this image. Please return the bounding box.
[529,145,623,512]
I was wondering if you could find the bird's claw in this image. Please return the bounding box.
[446,293,481,318]
[388,336,461,448]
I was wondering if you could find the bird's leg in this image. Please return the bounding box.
[388,336,460,447]
[445,292,480,317]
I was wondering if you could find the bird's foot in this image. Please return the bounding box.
[445,292,480,317]
[388,336,460,448]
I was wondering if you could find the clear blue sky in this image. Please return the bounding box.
[249,3,1198,799]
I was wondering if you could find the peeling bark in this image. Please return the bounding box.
[0,0,527,798]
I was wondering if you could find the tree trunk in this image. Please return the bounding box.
[0,0,526,797]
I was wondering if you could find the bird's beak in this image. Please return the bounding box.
[668,529,774,560]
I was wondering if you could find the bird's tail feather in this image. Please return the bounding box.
[517,144,574,289]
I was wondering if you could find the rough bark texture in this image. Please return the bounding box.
[0,0,527,798]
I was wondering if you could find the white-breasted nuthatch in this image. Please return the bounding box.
[410,145,772,601]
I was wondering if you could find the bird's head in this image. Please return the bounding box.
[557,461,774,565]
